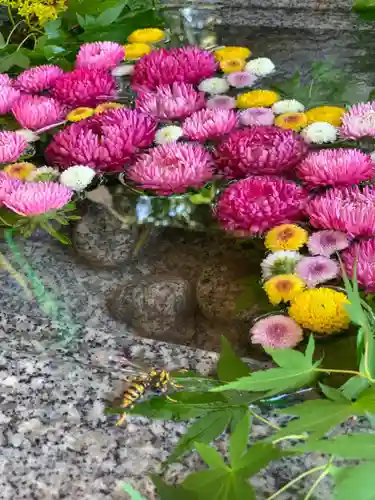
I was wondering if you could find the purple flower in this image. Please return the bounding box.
[295,256,339,287]
[206,95,236,110]
[307,230,349,257]
[250,315,303,349]
[238,108,275,126]
[227,71,257,88]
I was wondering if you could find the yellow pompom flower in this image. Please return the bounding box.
[66,107,95,122]
[3,162,36,180]
[214,46,251,61]
[220,59,246,73]
[305,106,345,127]
[236,90,280,109]
[124,43,152,60]
[128,28,165,44]
[264,274,306,305]
[288,288,350,334]
[265,224,308,252]
[95,102,123,114]
[274,112,308,131]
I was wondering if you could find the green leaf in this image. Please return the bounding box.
[319,383,349,403]
[182,470,256,500]
[195,442,228,470]
[229,407,250,434]
[340,375,370,400]
[334,464,375,500]
[217,336,251,383]
[151,475,196,500]
[119,483,147,500]
[295,434,375,460]
[305,335,315,365]
[96,1,127,26]
[0,50,30,72]
[0,32,6,49]
[353,387,375,413]
[229,412,251,470]
[44,19,62,39]
[354,0,375,11]
[234,443,289,477]
[265,347,311,369]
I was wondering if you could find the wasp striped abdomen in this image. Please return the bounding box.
[116,379,151,426]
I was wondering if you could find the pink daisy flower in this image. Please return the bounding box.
[12,95,67,131]
[51,68,116,107]
[126,143,214,195]
[136,83,205,121]
[342,238,375,292]
[214,176,307,235]
[214,126,308,179]
[297,148,374,188]
[250,315,303,349]
[4,181,73,216]
[206,95,236,110]
[295,256,339,288]
[308,230,349,257]
[76,42,125,71]
[0,74,12,87]
[227,71,257,88]
[0,171,22,205]
[182,109,238,142]
[15,65,64,93]
[239,108,275,127]
[0,86,21,115]
[0,131,28,164]
[340,102,375,140]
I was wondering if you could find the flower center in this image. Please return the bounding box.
[275,279,293,292]
[278,228,295,241]
[268,323,287,338]
[312,263,325,273]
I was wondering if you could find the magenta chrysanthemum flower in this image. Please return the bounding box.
[126,143,214,195]
[182,109,238,142]
[45,109,156,172]
[0,171,21,205]
[132,47,217,91]
[51,68,116,107]
[0,86,21,115]
[239,108,275,127]
[342,238,375,292]
[214,126,308,179]
[15,65,64,93]
[214,176,307,235]
[12,95,66,131]
[295,256,339,288]
[297,148,374,188]
[0,131,28,164]
[340,102,375,139]
[206,95,236,110]
[250,315,303,349]
[306,186,375,237]
[4,181,73,216]
[0,74,12,87]
[136,83,205,121]
[308,230,349,257]
[76,42,125,71]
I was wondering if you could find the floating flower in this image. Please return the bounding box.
[307,230,349,257]
[306,106,345,127]
[297,148,374,188]
[76,42,125,71]
[59,165,96,191]
[198,77,229,95]
[214,126,308,178]
[238,108,275,126]
[95,102,122,114]
[0,74,12,87]
[250,315,303,349]
[206,95,236,110]
[274,112,308,131]
[66,107,95,122]
[342,238,375,292]
[214,46,251,61]
[51,68,116,108]
[155,125,183,144]
[261,251,302,279]
[244,58,275,76]
[15,129,39,143]
[289,288,350,334]
[132,47,217,91]
[15,65,63,93]
[236,90,280,109]
[265,224,308,252]
[340,102,375,139]
[27,166,59,181]
[3,162,36,180]
[226,71,257,89]
[182,109,238,142]
[272,99,305,115]
[301,122,337,144]
[112,64,134,77]
[214,176,307,235]
[126,143,214,195]
[0,131,28,164]
[295,256,339,288]
[136,83,205,120]
[220,59,245,73]
[128,28,166,44]
[0,86,21,115]
[264,274,305,305]
[124,43,152,60]
[12,95,66,131]
[0,171,21,204]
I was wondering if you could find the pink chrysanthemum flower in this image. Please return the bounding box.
[214,176,307,235]
[45,109,156,172]
[0,74,12,87]
[12,95,66,131]
[0,171,22,205]
[206,95,236,110]
[4,181,73,216]
[132,47,217,91]
[76,42,125,71]
[126,143,214,195]
[0,131,28,164]
[308,230,349,257]
[227,71,257,88]
[0,86,21,115]
[342,238,375,292]
[136,83,205,121]
[182,109,238,142]
[51,68,116,107]
[306,186,375,237]
[15,65,64,93]
[340,102,375,139]
[297,148,374,188]
[295,256,339,288]
[239,108,275,127]
[250,315,303,349]
[214,126,308,179]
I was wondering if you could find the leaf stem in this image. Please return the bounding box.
[266,465,327,500]
[7,4,15,27]
[272,434,308,445]
[16,33,37,51]
[303,458,333,500]
[314,368,363,377]
[249,409,280,431]
[0,252,32,299]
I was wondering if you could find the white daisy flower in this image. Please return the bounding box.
[301,122,337,144]
[27,166,59,181]
[261,251,302,279]
[60,165,96,191]
[272,99,305,115]
[245,58,275,77]
[198,77,229,95]
[15,129,39,143]
[112,64,134,77]
[155,125,183,144]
